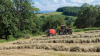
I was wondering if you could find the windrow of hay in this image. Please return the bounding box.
[31,33,100,40]
[1,44,100,52]
[35,38,100,43]
[13,37,100,44]
[85,30,100,33]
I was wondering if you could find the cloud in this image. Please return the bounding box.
[54,0,58,3]
[34,0,79,11]
[34,2,42,6]
[60,0,79,6]
[62,0,66,4]
[71,0,94,3]
[41,0,59,5]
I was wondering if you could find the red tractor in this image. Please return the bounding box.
[59,25,72,35]
[46,29,56,36]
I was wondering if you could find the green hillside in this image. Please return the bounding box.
[37,12,62,17]
[37,12,77,20]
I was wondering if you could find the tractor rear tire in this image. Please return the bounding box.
[68,29,72,34]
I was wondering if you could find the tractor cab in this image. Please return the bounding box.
[61,25,66,30]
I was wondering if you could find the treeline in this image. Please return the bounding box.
[38,15,66,32]
[74,3,100,28]
[0,0,40,40]
[1,0,100,41]
[0,0,66,40]
[56,6,81,16]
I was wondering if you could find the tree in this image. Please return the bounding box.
[74,3,98,28]
[94,5,100,27]
[0,0,18,40]
[12,0,39,38]
[56,17,66,26]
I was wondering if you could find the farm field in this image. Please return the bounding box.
[0,30,100,56]
[37,12,77,20]
[37,12,62,17]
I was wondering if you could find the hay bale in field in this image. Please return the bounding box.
[26,34,31,39]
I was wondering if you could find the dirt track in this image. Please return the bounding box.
[0,30,100,56]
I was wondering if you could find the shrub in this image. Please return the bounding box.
[7,35,16,41]
[84,28,99,31]
[73,29,83,32]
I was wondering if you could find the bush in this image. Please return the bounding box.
[56,26,60,32]
[73,29,83,32]
[7,35,16,41]
[84,28,100,31]
[32,32,45,36]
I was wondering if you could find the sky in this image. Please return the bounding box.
[33,0,100,11]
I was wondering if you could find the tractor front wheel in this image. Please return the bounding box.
[68,29,72,34]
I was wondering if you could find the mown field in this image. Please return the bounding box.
[0,30,100,56]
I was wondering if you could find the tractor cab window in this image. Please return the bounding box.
[61,26,66,29]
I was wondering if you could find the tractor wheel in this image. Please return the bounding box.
[68,29,72,34]
[59,31,63,35]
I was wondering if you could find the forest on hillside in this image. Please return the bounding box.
[56,3,100,28]
[0,0,100,41]
[56,6,81,16]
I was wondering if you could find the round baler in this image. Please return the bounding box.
[46,29,56,36]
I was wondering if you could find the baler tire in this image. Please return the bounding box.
[50,34,52,36]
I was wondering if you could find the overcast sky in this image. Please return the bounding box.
[33,0,100,11]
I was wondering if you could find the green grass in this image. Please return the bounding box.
[73,27,100,32]
[67,16,77,20]
[37,12,62,17]
[37,12,77,20]
[0,33,46,43]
